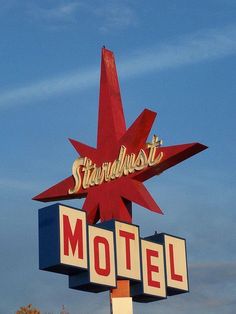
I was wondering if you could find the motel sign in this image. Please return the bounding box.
[34,48,206,313]
[39,204,188,301]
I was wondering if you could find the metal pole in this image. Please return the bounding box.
[110,280,133,314]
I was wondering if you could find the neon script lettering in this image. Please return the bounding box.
[69,135,163,194]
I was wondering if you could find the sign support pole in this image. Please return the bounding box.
[110,280,133,314]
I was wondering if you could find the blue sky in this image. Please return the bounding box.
[0,1,235,313]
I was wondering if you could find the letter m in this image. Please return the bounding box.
[63,215,83,259]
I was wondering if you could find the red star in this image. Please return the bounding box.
[33,48,207,224]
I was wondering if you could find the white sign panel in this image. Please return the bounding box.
[59,205,87,269]
[115,221,141,281]
[164,235,188,293]
[88,225,116,287]
[141,239,166,298]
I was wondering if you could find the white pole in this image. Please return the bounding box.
[110,280,133,314]
[111,297,133,314]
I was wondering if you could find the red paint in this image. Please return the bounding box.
[33,48,207,225]
[119,230,135,270]
[146,249,160,288]
[63,215,83,259]
[169,243,183,282]
[94,236,111,276]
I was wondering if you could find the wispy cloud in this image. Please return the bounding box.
[25,0,137,31]
[0,67,99,109]
[28,1,81,26]
[0,178,41,192]
[118,25,236,77]
[0,25,236,109]
[93,2,137,32]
